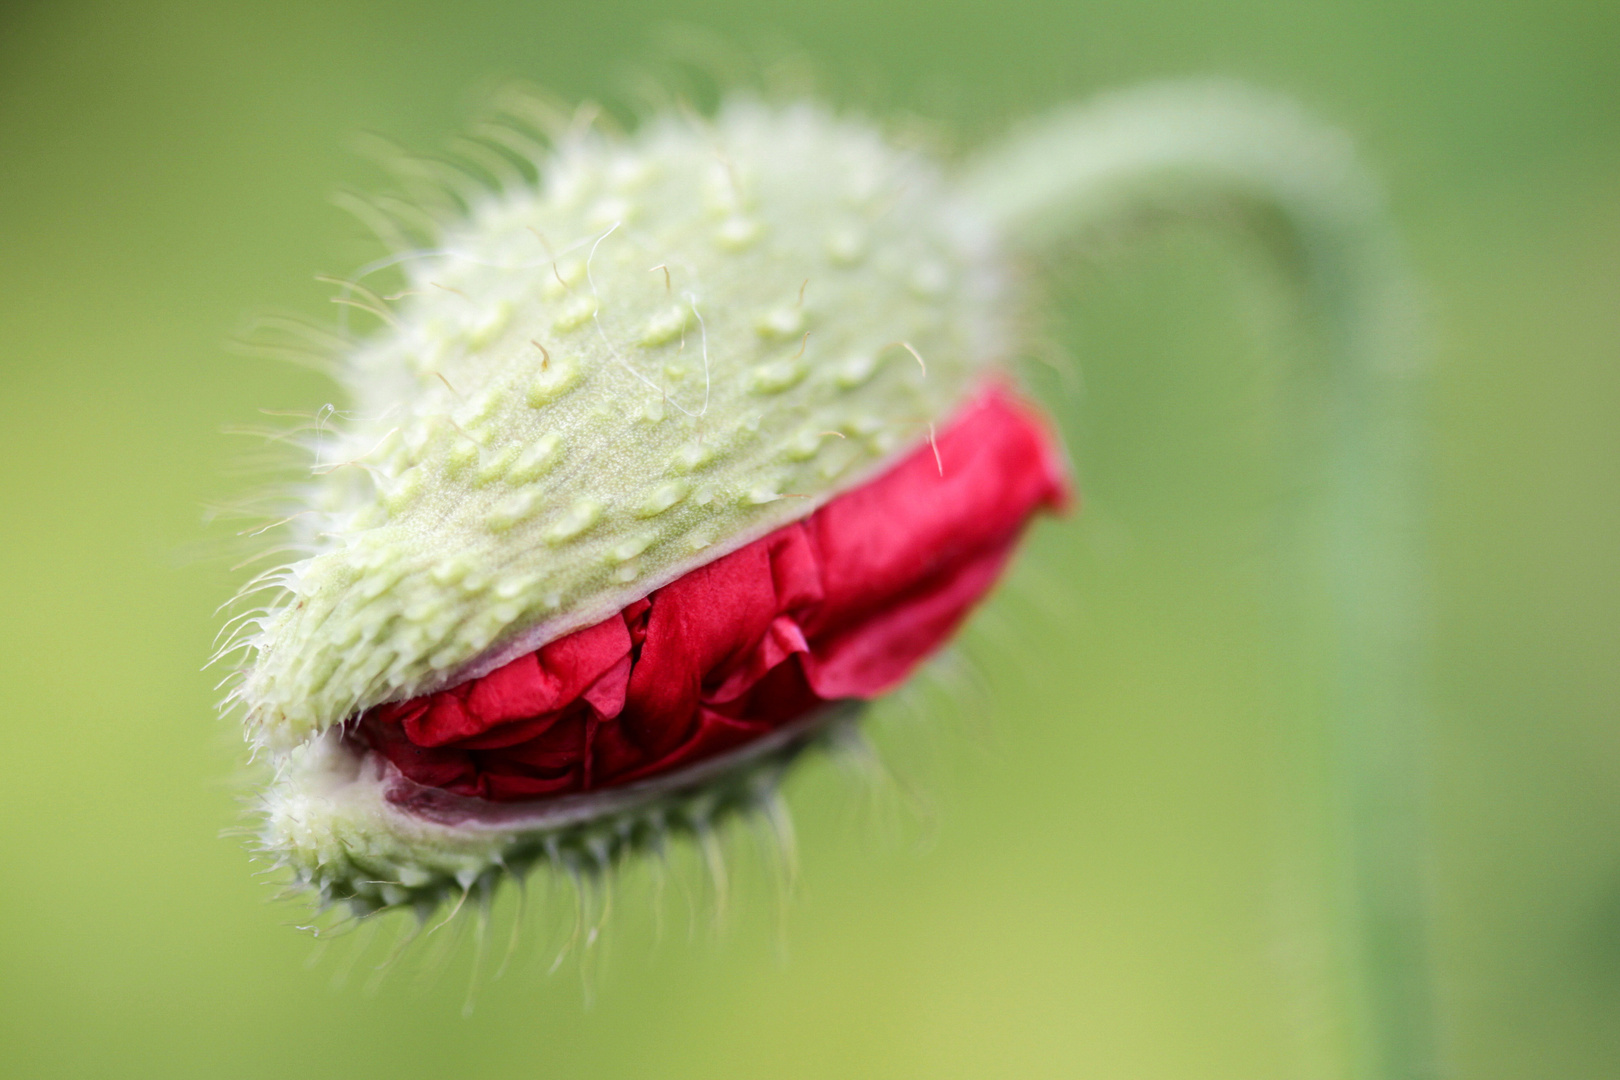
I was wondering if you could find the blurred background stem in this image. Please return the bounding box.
[965,82,1436,1079]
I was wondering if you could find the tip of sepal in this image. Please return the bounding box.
[256,706,859,917]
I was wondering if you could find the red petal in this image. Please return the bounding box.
[354,381,1071,804]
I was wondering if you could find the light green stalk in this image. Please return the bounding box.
[961,81,1435,1080]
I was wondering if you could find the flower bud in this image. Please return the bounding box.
[231,99,1069,914]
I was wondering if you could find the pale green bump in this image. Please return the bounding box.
[754,306,805,340]
[833,352,880,389]
[868,428,902,454]
[611,533,656,563]
[457,619,495,652]
[716,216,761,251]
[670,441,718,474]
[493,574,535,602]
[474,444,520,487]
[826,226,867,265]
[400,595,444,628]
[552,294,598,333]
[525,355,581,407]
[487,600,522,626]
[355,541,397,572]
[639,304,691,346]
[429,553,475,587]
[467,387,505,426]
[636,397,666,424]
[384,468,424,515]
[751,355,809,394]
[782,428,827,461]
[742,483,783,505]
[446,438,480,476]
[487,490,539,533]
[543,498,604,544]
[395,865,432,889]
[467,301,513,348]
[635,480,688,517]
[507,431,563,483]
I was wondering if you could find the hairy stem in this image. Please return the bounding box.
[963,81,1435,1080]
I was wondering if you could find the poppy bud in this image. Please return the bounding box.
[232,100,1070,914]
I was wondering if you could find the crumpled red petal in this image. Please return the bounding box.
[352,381,1071,803]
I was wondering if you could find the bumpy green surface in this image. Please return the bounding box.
[237,101,1009,753]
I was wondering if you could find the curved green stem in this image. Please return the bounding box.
[963,81,1434,1080]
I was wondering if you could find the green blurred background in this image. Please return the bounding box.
[2,1,1617,1076]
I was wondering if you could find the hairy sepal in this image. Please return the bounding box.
[236,100,1012,755]
[263,707,855,914]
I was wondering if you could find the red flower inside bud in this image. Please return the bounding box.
[350,383,1070,806]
